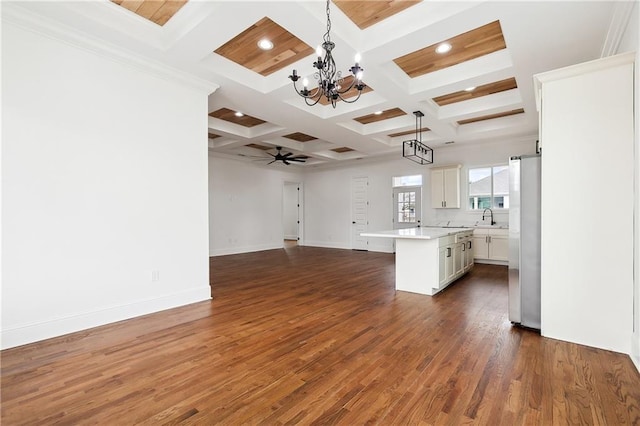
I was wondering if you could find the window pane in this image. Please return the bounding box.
[476,197,491,210]
[492,166,509,204]
[393,175,423,187]
[468,167,491,197]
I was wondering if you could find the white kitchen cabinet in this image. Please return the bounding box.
[533,52,634,353]
[438,235,455,287]
[438,230,474,289]
[462,234,474,272]
[438,244,454,288]
[473,228,508,262]
[431,165,461,209]
[454,241,464,276]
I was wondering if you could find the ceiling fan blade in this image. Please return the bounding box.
[288,158,306,162]
[293,155,309,159]
[282,152,294,158]
[267,159,277,165]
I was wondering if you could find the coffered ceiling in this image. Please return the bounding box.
[8,0,621,167]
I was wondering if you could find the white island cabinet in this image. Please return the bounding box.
[473,228,508,263]
[361,227,473,296]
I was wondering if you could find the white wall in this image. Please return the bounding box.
[283,182,299,240]
[1,21,212,349]
[304,158,426,252]
[208,155,301,256]
[617,1,639,369]
[303,137,535,252]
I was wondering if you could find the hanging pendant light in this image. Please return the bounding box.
[403,111,433,165]
[288,0,365,108]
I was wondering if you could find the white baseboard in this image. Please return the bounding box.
[209,242,283,257]
[474,259,508,266]
[0,287,211,350]
[303,240,352,250]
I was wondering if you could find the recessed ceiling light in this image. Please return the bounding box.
[374,111,383,115]
[436,42,452,54]
[234,111,244,117]
[465,86,476,92]
[257,39,273,50]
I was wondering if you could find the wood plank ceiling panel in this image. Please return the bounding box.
[457,108,524,125]
[111,0,188,26]
[394,20,506,78]
[333,0,422,29]
[214,17,314,76]
[354,108,406,125]
[331,147,354,153]
[209,108,266,127]
[388,127,430,138]
[283,133,317,142]
[433,77,518,106]
[246,143,272,150]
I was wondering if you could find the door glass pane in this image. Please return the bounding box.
[397,191,416,223]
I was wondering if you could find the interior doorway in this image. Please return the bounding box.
[351,176,369,251]
[283,181,302,246]
[392,175,423,230]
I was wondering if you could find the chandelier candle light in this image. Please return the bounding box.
[403,111,434,165]
[289,0,365,108]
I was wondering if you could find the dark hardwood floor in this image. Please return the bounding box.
[2,246,640,424]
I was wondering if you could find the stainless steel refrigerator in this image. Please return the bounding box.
[508,154,541,330]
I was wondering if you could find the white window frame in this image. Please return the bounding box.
[467,164,509,211]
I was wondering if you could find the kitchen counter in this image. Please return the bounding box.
[361,227,473,240]
[363,227,474,296]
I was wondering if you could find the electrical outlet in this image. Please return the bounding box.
[151,270,160,282]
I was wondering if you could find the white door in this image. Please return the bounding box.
[392,186,422,229]
[282,182,299,241]
[351,177,368,250]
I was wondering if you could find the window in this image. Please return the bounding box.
[392,174,422,187]
[468,165,509,210]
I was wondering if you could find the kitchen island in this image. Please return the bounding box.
[362,227,474,296]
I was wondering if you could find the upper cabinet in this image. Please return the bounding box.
[431,165,461,209]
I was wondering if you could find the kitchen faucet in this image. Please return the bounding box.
[482,208,496,225]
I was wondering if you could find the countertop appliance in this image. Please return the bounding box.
[508,154,541,330]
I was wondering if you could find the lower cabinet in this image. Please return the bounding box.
[473,228,508,262]
[438,230,474,289]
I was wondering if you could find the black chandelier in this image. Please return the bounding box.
[288,0,365,108]
[403,111,433,165]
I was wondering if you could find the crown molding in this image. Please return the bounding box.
[601,1,635,58]
[1,3,219,95]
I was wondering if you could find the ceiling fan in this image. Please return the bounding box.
[267,146,308,165]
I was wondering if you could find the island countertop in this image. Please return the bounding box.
[361,227,473,240]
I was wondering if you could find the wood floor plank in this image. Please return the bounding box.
[2,246,639,424]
